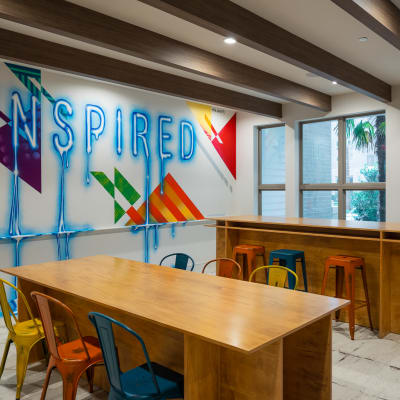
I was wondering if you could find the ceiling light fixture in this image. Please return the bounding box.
[332,81,338,85]
[359,36,368,42]
[224,37,237,45]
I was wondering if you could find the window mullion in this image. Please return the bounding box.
[338,118,346,219]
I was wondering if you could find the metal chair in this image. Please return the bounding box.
[89,312,183,400]
[202,258,241,279]
[31,292,103,400]
[249,265,299,290]
[159,253,195,271]
[0,279,46,399]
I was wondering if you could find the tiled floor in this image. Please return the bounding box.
[1,321,400,399]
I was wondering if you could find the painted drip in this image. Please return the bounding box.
[170,223,176,238]
[153,225,159,250]
[9,172,21,237]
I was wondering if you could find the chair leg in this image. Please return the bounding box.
[321,260,331,295]
[344,269,355,340]
[335,267,344,320]
[286,258,297,290]
[15,344,31,400]
[0,335,12,379]
[86,366,95,393]
[301,256,308,292]
[360,264,374,331]
[40,356,56,400]
[246,253,256,281]
[62,369,82,400]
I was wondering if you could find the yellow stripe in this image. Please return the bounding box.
[151,193,178,222]
[164,184,196,220]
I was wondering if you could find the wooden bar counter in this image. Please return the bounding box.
[1,255,347,400]
[213,215,400,337]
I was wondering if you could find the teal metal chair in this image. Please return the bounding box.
[88,312,183,400]
[159,253,195,271]
[269,249,308,291]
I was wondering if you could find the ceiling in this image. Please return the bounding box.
[3,0,400,105]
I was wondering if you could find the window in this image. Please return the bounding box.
[258,124,286,216]
[300,112,386,221]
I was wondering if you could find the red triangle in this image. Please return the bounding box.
[210,114,236,179]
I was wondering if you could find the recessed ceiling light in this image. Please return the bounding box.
[332,81,338,85]
[359,36,368,42]
[224,37,237,45]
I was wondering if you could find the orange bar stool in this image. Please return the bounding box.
[321,255,373,340]
[232,244,266,281]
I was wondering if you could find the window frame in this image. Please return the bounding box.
[299,111,386,220]
[257,123,286,216]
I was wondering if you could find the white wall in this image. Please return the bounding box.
[233,112,283,214]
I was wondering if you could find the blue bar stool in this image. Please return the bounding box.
[268,249,308,291]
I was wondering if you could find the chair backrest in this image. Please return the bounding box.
[202,258,241,279]
[31,291,90,361]
[159,253,195,271]
[0,278,40,336]
[89,312,161,398]
[249,266,299,290]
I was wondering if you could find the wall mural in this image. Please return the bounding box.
[0,60,237,311]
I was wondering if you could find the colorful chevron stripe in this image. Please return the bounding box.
[91,167,204,226]
[125,173,204,226]
[91,168,141,223]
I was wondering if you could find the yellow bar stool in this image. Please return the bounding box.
[0,278,64,400]
[249,265,299,290]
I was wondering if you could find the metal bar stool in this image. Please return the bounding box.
[321,255,373,340]
[269,249,308,291]
[232,244,266,281]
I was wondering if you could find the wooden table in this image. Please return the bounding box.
[213,215,400,338]
[1,255,347,400]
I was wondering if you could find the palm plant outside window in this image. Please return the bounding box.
[300,112,385,221]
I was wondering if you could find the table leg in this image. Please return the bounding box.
[184,334,283,399]
[283,315,332,400]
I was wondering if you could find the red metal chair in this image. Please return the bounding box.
[202,258,241,279]
[31,292,103,400]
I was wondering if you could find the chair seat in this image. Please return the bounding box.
[58,336,102,361]
[13,318,43,337]
[270,249,304,257]
[121,363,183,398]
[327,255,363,265]
[234,244,265,255]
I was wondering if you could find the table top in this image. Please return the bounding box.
[1,255,348,353]
[213,215,400,232]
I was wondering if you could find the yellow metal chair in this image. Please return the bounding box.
[249,265,299,290]
[0,278,46,400]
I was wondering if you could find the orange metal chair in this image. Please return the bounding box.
[321,255,373,340]
[233,244,266,280]
[202,258,242,279]
[31,292,103,400]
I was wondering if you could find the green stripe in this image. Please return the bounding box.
[114,168,140,205]
[91,171,115,198]
[114,201,125,223]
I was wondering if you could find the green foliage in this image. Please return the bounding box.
[350,167,381,222]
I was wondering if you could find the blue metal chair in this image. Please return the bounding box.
[159,253,195,271]
[269,249,308,291]
[88,312,183,400]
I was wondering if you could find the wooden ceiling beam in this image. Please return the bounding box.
[330,0,400,51]
[0,0,330,111]
[137,0,392,103]
[0,28,282,117]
